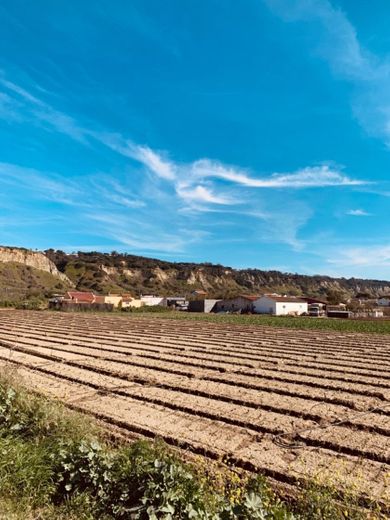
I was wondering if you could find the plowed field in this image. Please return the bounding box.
[0,310,389,503]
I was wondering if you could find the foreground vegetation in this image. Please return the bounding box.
[0,370,386,519]
[125,309,390,334]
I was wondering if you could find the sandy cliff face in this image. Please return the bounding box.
[0,247,71,284]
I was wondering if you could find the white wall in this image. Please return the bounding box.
[204,299,221,313]
[274,301,307,316]
[253,296,307,315]
[141,296,166,306]
[253,296,276,314]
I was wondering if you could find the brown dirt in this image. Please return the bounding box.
[0,310,389,503]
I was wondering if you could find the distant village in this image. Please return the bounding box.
[49,290,390,319]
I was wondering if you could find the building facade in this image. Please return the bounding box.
[253,295,308,315]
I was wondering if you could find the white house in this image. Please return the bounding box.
[378,297,390,307]
[253,295,308,316]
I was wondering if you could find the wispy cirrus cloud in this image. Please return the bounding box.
[264,0,390,146]
[0,74,368,194]
[134,146,177,181]
[176,184,234,205]
[0,73,371,253]
[346,209,372,216]
[0,76,88,142]
[86,210,209,253]
[0,162,81,205]
[191,160,364,188]
[328,244,390,268]
[0,162,145,211]
[263,0,372,79]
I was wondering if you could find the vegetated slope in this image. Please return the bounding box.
[46,249,390,299]
[0,262,71,302]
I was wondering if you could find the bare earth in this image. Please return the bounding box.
[0,310,389,503]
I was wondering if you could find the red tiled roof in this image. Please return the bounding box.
[239,295,261,301]
[65,291,96,303]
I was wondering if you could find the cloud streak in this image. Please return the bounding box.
[328,245,390,267]
[346,209,372,216]
[0,72,373,255]
[264,0,390,146]
[191,160,364,188]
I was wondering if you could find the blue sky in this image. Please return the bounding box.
[0,0,389,279]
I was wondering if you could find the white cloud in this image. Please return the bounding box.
[346,209,372,216]
[88,133,178,181]
[0,162,81,205]
[264,0,390,145]
[328,245,390,267]
[0,77,45,106]
[0,76,88,142]
[134,146,176,180]
[263,0,371,79]
[86,211,208,253]
[0,73,376,257]
[176,184,234,205]
[0,92,23,121]
[192,160,365,188]
[0,74,368,193]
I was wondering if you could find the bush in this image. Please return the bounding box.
[15,297,46,310]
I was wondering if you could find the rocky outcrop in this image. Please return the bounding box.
[153,267,170,283]
[0,247,72,285]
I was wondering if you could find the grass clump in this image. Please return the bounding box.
[0,370,386,519]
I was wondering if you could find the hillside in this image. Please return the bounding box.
[0,262,71,303]
[1,246,389,302]
[44,249,390,300]
[0,247,70,283]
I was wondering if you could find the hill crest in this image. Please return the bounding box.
[1,246,389,301]
[44,249,390,300]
